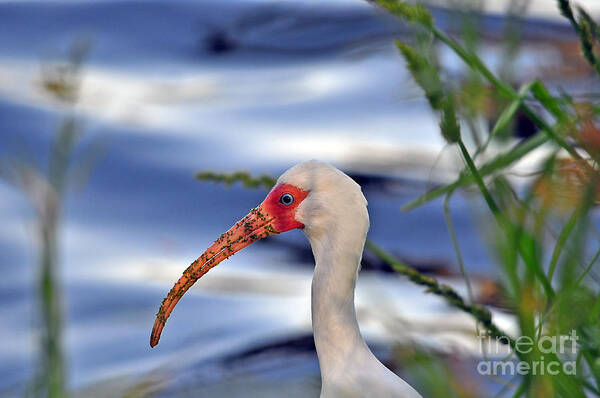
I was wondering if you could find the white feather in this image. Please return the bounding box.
[276,160,422,398]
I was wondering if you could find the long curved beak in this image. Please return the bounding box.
[150,205,278,347]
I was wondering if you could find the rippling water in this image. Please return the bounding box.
[0,0,594,396]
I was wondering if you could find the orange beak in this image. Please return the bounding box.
[149,205,278,347]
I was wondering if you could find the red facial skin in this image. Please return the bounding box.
[262,183,309,232]
[150,183,309,347]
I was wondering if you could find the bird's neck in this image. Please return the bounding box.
[308,228,370,376]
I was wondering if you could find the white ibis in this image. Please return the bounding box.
[150,160,422,397]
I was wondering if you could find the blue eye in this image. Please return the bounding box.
[280,193,294,205]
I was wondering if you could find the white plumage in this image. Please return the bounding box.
[278,161,422,397]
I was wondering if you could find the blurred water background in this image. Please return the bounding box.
[1,0,599,396]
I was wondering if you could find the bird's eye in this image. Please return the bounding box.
[279,193,294,206]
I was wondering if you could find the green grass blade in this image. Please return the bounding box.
[475,81,535,159]
[365,240,515,345]
[557,0,600,77]
[576,248,600,289]
[578,6,600,43]
[443,189,474,303]
[196,171,276,190]
[548,208,583,282]
[457,140,555,299]
[377,0,586,163]
[402,131,549,211]
[529,81,568,122]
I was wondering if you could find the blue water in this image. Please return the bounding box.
[0,0,588,396]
